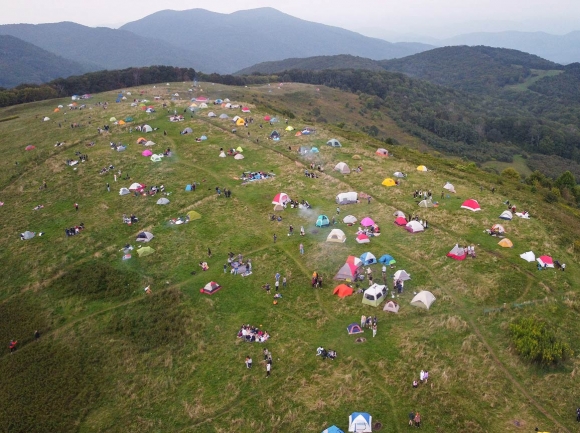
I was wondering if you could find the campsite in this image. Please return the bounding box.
[0,81,578,433]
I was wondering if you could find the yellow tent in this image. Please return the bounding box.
[285,126,294,131]
[236,146,243,153]
[417,165,428,172]
[236,118,245,126]
[382,178,396,187]
[187,210,201,221]
[498,238,513,248]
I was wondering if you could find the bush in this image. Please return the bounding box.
[501,167,521,182]
[544,190,559,203]
[509,317,573,366]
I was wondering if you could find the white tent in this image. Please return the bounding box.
[219,113,229,119]
[393,210,406,218]
[336,192,358,204]
[208,111,216,117]
[142,125,153,133]
[129,183,143,190]
[219,151,226,157]
[343,215,357,224]
[499,210,513,220]
[156,198,170,205]
[150,154,162,162]
[232,115,241,122]
[334,162,351,174]
[418,199,434,208]
[43,117,50,121]
[383,300,400,313]
[362,284,387,307]
[394,270,411,281]
[393,172,405,178]
[234,154,244,160]
[199,103,208,108]
[119,187,130,195]
[520,251,536,262]
[348,413,372,433]
[327,229,347,243]
[145,141,156,146]
[443,182,456,193]
[410,291,436,309]
[405,220,424,233]
[515,212,530,219]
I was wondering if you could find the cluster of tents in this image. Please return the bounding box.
[320,412,373,433]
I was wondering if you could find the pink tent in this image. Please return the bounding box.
[461,199,481,211]
[264,116,271,121]
[25,145,36,151]
[346,255,363,268]
[272,193,290,205]
[361,217,375,227]
[356,234,370,244]
[537,255,554,268]
[142,150,153,157]
[394,217,407,226]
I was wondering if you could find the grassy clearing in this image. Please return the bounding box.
[482,155,533,177]
[506,69,564,92]
[0,82,578,432]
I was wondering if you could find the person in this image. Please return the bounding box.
[299,243,304,255]
[414,412,421,427]
[282,277,287,289]
[562,263,566,271]
[409,411,415,426]
[34,330,40,341]
[576,407,580,422]
[264,283,271,294]
[412,380,418,388]
[107,182,110,192]
[74,203,79,211]
[372,323,377,337]
[288,225,294,235]
[336,207,340,215]
[223,263,228,274]
[266,360,271,377]
[332,215,336,225]
[9,340,17,354]
[420,370,425,383]
[208,247,212,258]
[300,226,305,236]
[424,371,429,383]
[275,272,280,282]
[275,280,279,292]
[245,356,252,369]
[367,196,371,204]
[273,233,277,243]
[361,314,366,328]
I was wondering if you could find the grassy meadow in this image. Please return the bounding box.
[0,82,579,433]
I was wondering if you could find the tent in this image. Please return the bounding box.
[360,252,377,265]
[499,210,513,220]
[270,130,280,139]
[241,107,251,113]
[461,199,481,211]
[327,229,347,243]
[201,281,222,295]
[137,137,147,144]
[185,184,193,191]
[285,126,294,131]
[334,263,360,281]
[270,117,279,123]
[295,131,302,136]
[378,254,396,265]
[118,120,126,125]
[393,210,406,218]
[394,270,411,281]
[137,246,155,257]
[21,231,35,240]
[232,115,241,122]
[394,216,408,226]
[336,192,358,205]
[418,199,434,208]
[54,108,60,112]
[272,193,290,205]
[156,198,170,205]
[520,251,535,262]
[125,117,133,122]
[376,148,389,157]
[443,182,456,193]
[187,210,201,221]
[362,284,387,307]
[411,291,436,310]
[182,127,193,134]
[311,147,319,153]
[129,183,145,191]
[334,162,351,174]
[347,323,364,335]
[234,154,244,160]
[343,215,357,224]
[235,118,245,126]
[393,172,405,178]
[333,284,354,298]
[109,117,117,122]
[417,165,428,172]
[491,224,505,233]
[142,125,153,133]
[43,117,50,121]
[405,221,424,233]
[263,115,271,121]
[136,231,154,242]
[236,146,243,152]
[145,141,155,146]
[515,212,530,219]
[219,151,226,158]
[346,255,363,268]
[199,103,208,109]
[348,412,372,433]
[360,217,374,227]
[382,178,396,187]
[537,255,554,268]
[327,138,342,147]
[322,425,345,433]
[219,113,229,119]
[316,215,330,227]
[142,150,153,157]
[273,204,284,211]
[383,300,400,313]
[498,238,513,248]
[119,187,130,195]
[151,154,162,162]
[447,245,467,260]
[25,145,36,151]
[208,112,216,117]
[356,234,370,244]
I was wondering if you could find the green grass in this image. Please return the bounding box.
[506,69,564,92]
[0,82,578,432]
[482,154,533,177]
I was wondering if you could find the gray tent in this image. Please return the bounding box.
[20,231,35,240]
[156,198,170,205]
[181,127,193,134]
[136,231,154,242]
[327,138,342,147]
[219,113,229,119]
[119,187,130,195]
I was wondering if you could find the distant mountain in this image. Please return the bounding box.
[379,46,562,93]
[0,35,87,88]
[440,31,580,65]
[235,54,384,75]
[0,22,220,73]
[120,8,433,74]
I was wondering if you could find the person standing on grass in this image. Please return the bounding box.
[273,233,277,243]
[107,182,110,192]
[300,226,305,236]
[266,360,271,377]
[361,314,366,328]
[576,407,580,422]
[409,411,415,426]
[282,276,287,289]
[223,264,227,274]
[367,196,371,204]
[275,272,280,282]
[208,248,212,258]
[9,340,17,354]
[372,323,377,338]
[275,279,279,292]
[299,243,304,255]
[414,412,421,428]
[34,330,40,341]
[245,356,252,369]
[74,203,79,211]
[336,207,340,215]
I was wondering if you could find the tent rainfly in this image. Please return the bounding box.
[137,246,155,257]
[382,178,396,187]
[360,252,377,265]
[333,284,354,298]
[394,270,411,281]
[499,210,513,220]
[520,251,535,262]
[327,138,342,147]
[347,323,364,334]
[356,234,370,244]
[447,245,467,260]
[336,192,358,204]
[322,425,345,433]
[461,199,481,211]
[119,188,130,196]
[201,281,221,295]
[410,291,436,309]
[376,148,389,157]
[443,182,456,193]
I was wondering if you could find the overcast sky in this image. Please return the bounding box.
[2,0,579,39]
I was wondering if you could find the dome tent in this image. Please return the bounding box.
[383,299,400,313]
[327,229,347,243]
[334,162,350,174]
[327,138,341,147]
[360,252,377,265]
[316,215,330,227]
[156,197,170,205]
[410,291,436,309]
[378,254,396,265]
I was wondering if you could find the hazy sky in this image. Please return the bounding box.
[2,0,579,39]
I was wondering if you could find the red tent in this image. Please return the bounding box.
[333,284,354,298]
[394,217,407,226]
[446,245,467,260]
[461,199,481,211]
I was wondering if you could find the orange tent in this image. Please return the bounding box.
[333,284,354,298]
[137,137,147,144]
[295,131,302,136]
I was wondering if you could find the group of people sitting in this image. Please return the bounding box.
[357,224,381,237]
[65,223,85,237]
[146,185,165,196]
[122,214,138,225]
[459,244,476,258]
[99,165,115,175]
[316,347,337,360]
[237,324,270,343]
[75,151,89,162]
[412,369,430,389]
[282,199,311,209]
[413,189,432,199]
[229,259,252,276]
[303,169,319,178]
[33,204,44,211]
[240,171,274,182]
[199,262,209,271]
[270,214,283,222]
[163,148,172,157]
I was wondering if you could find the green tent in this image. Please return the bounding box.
[361,284,387,307]
[187,210,201,221]
[137,246,155,257]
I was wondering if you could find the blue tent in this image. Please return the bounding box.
[215,99,223,103]
[185,184,193,191]
[378,254,396,265]
[125,117,133,122]
[200,135,207,141]
[349,412,372,432]
[311,147,319,153]
[316,215,330,227]
[322,426,344,433]
[347,323,363,334]
[360,252,377,265]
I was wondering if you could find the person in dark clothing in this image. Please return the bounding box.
[208,248,212,258]
[34,330,40,341]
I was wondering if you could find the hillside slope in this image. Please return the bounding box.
[0,35,87,88]
[120,8,433,73]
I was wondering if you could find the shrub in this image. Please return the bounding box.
[544,190,559,203]
[501,167,521,182]
[509,317,573,366]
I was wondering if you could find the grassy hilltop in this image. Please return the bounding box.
[0,82,578,433]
